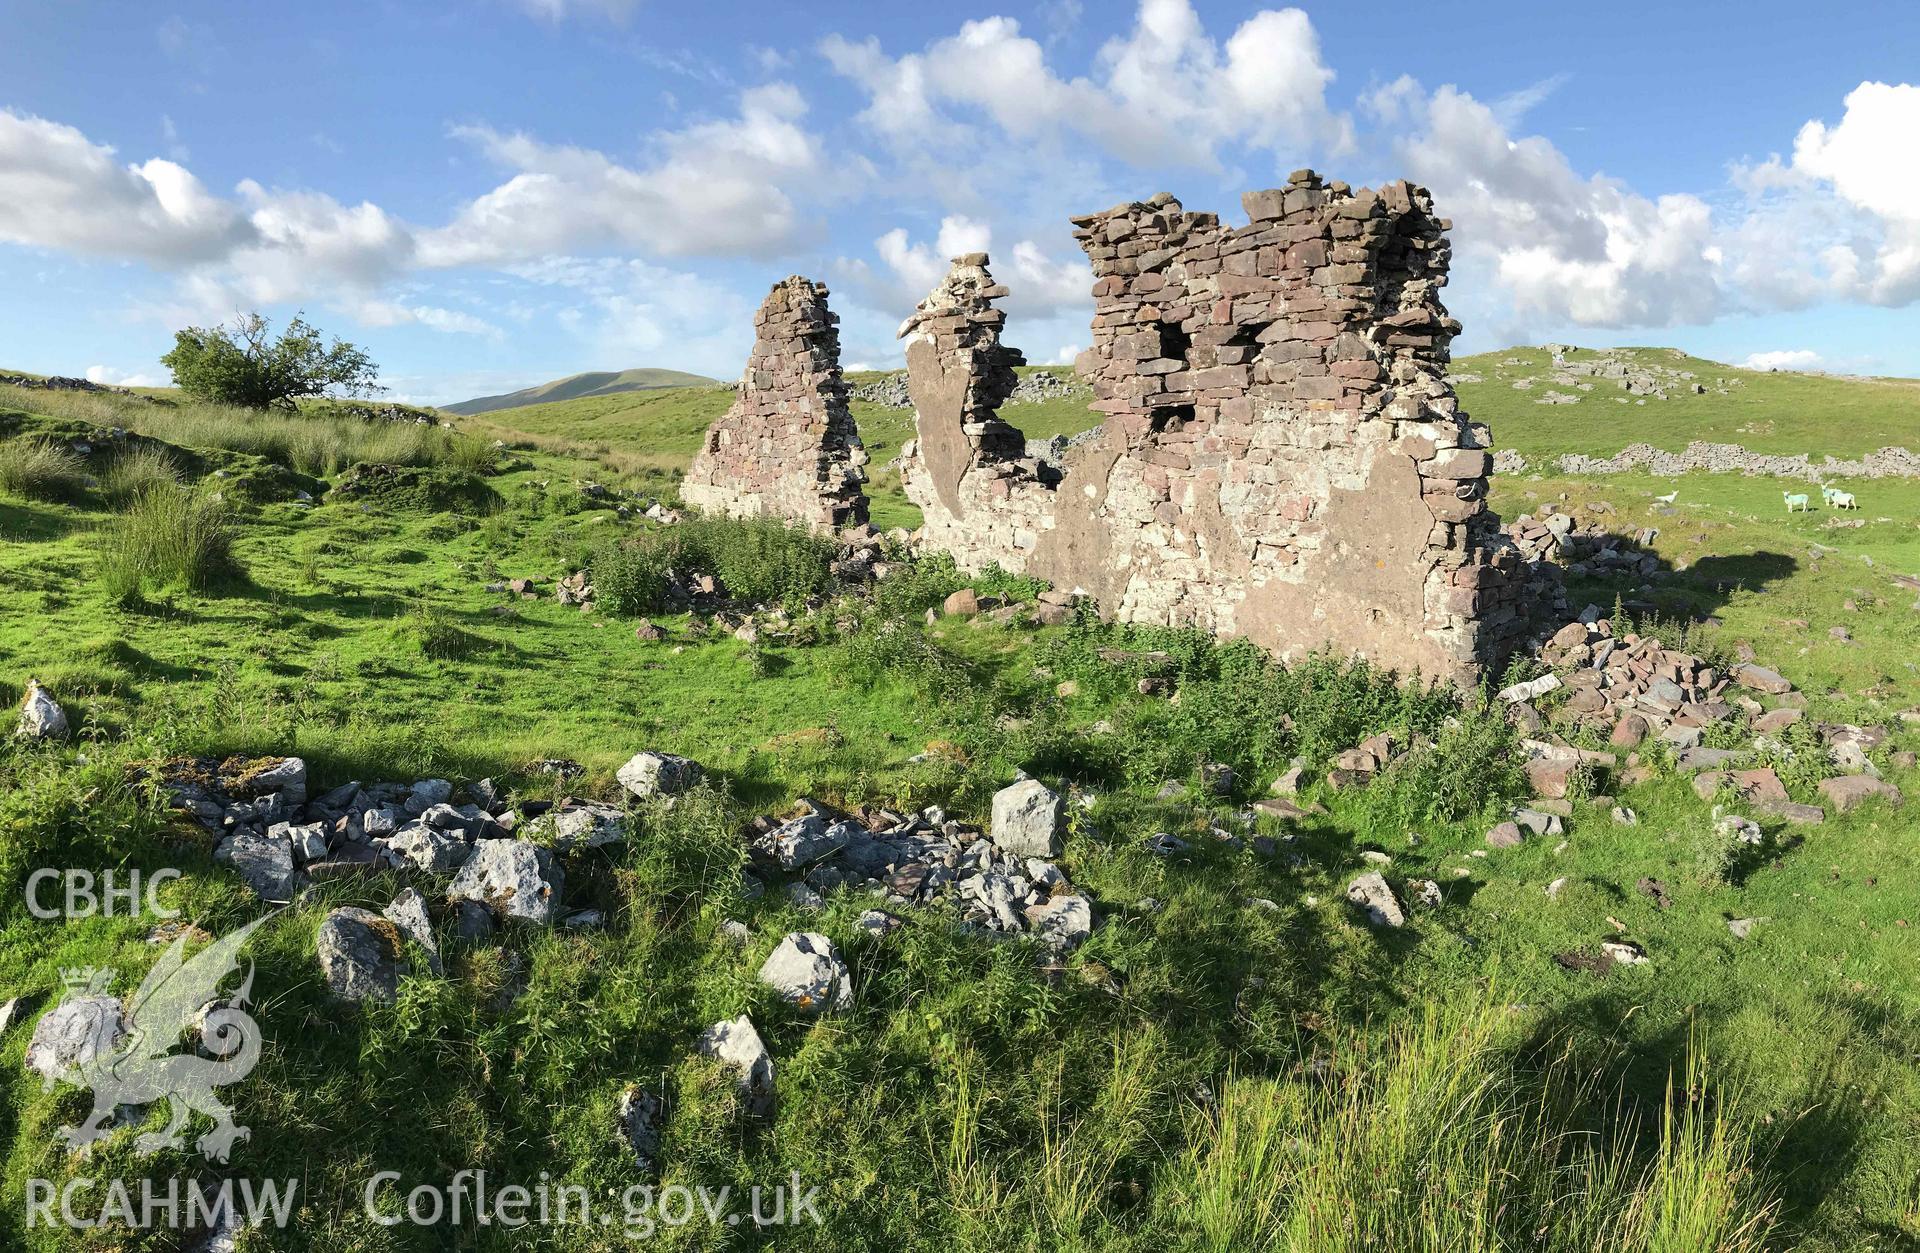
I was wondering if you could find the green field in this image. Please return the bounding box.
[1454,345,1920,461]
[1,360,1917,1249]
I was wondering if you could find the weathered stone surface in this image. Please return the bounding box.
[757,932,852,1013]
[1818,775,1903,811]
[447,840,563,925]
[1734,664,1793,694]
[681,277,867,533]
[695,1015,776,1119]
[382,888,442,976]
[26,995,125,1079]
[617,1087,665,1175]
[616,751,702,800]
[692,173,1533,683]
[990,779,1064,857]
[1346,872,1404,928]
[1029,893,1094,952]
[1485,821,1524,849]
[215,828,297,902]
[316,907,405,1004]
[16,680,69,740]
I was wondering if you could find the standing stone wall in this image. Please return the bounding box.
[898,171,1531,681]
[682,276,868,533]
[684,172,1533,682]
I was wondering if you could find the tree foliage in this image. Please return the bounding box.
[161,312,380,410]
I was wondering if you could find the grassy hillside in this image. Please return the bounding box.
[1,362,1917,1247]
[443,368,722,417]
[1454,345,1920,461]
[452,367,1105,532]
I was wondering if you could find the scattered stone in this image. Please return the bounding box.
[616,1087,665,1176]
[1818,775,1903,812]
[695,1015,776,1119]
[1029,894,1093,952]
[315,907,406,1004]
[447,840,564,925]
[1600,940,1649,966]
[1727,917,1762,940]
[1345,873,1404,929]
[1734,664,1793,695]
[214,828,297,902]
[15,680,69,740]
[26,995,126,1080]
[1546,877,1568,899]
[616,751,702,800]
[381,888,442,976]
[942,589,980,618]
[757,932,853,1014]
[1485,821,1525,849]
[990,779,1063,858]
[1409,879,1443,909]
[1143,832,1190,857]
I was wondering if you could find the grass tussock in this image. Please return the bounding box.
[594,513,839,615]
[100,442,181,506]
[0,382,487,478]
[0,437,88,502]
[96,482,241,599]
[1168,995,1776,1252]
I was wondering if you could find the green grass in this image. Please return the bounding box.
[0,359,1917,1248]
[452,367,1105,532]
[95,481,243,600]
[0,437,88,502]
[1456,345,1920,461]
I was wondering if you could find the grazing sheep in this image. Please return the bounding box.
[1783,491,1811,513]
[1653,490,1678,504]
[1830,489,1858,509]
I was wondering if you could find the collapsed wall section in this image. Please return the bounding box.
[681,276,869,533]
[898,171,1531,681]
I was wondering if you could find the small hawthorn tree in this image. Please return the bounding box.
[161,312,380,410]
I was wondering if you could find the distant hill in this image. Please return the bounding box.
[442,368,721,416]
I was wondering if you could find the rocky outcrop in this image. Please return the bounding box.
[681,276,868,533]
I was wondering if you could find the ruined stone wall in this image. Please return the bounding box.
[898,171,1531,681]
[681,276,868,533]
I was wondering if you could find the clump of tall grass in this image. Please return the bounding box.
[96,483,241,599]
[593,514,838,614]
[1163,993,1777,1251]
[0,382,479,478]
[0,437,88,502]
[100,443,180,506]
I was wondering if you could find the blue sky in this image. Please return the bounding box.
[3,0,1918,403]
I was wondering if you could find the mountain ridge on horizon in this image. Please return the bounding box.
[440,367,722,416]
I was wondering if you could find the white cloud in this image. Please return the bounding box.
[505,256,757,377]
[837,216,1089,326]
[0,109,249,264]
[420,84,820,265]
[85,365,165,388]
[1379,82,1721,329]
[513,0,639,21]
[1739,349,1824,372]
[1742,82,1920,306]
[822,0,1347,171]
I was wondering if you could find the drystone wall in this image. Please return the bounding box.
[681,276,869,533]
[687,173,1537,682]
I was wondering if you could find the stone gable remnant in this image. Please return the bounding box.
[689,172,1534,681]
[681,276,869,532]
